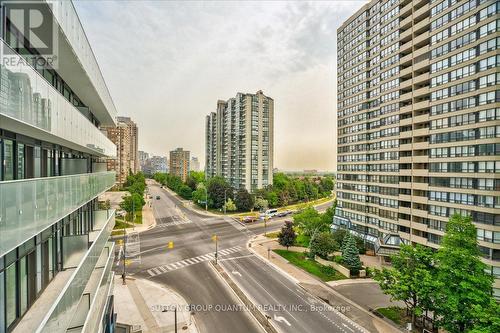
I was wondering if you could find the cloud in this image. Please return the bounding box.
[74,0,365,171]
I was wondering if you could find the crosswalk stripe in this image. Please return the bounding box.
[146,246,245,277]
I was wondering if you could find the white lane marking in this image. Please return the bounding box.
[274,314,291,326]
[219,254,254,261]
[146,246,242,277]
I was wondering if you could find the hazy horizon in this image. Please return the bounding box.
[75,0,367,171]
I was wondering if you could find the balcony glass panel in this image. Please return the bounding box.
[81,243,115,333]
[38,210,115,333]
[0,39,115,156]
[0,172,115,257]
[47,1,117,121]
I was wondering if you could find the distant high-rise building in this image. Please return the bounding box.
[143,155,168,174]
[205,90,274,192]
[190,156,200,172]
[0,1,117,332]
[138,150,150,171]
[169,148,190,182]
[334,0,500,298]
[103,117,139,184]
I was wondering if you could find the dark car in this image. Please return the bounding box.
[156,195,161,200]
[242,216,257,223]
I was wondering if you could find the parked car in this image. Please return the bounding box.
[276,210,292,217]
[156,195,161,200]
[242,216,257,223]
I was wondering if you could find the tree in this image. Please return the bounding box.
[293,207,328,237]
[235,188,254,212]
[266,191,279,207]
[434,214,495,333]
[341,234,362,274]
[309,232,337,259]
[469,299,500,333]
[178,184,193,200]
[254,197,268,211]
[374,244,436,327]
[207,176,232,209]
[278,221,296,250]
[192,183,207,206]
[223,198,236,212]
[332,228,348,247]
[120,193,145,215]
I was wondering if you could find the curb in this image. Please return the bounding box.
[208,261,278,333]
[247,238,300,285]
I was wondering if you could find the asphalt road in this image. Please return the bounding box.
[116,182,365,333]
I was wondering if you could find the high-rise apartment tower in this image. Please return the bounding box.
[205,90,274,192]
[334,0,499,298]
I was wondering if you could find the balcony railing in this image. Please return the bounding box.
[37,210,115,333]
[0,171,116,257]
[81,243,115,333]
[0,39,115,157]
[45,0,117,122]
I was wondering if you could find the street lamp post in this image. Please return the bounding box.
[223,189,227,215]
[205,185,208,211]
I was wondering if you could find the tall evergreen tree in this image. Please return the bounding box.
[341,234,362,274]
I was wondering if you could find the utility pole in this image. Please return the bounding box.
[122,225,126,285]
[214,234,218,265]
[174,307,178,333]
[223,189,227,215]
[205,185,208,211]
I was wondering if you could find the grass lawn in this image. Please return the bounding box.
[265,231,280,239]
[376,307,406,325]
[122,211,143,224]
[114,219,130,230]
[273,250,346,281]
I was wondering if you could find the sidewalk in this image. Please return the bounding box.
[248,235,403,333]
[114,276,198,333]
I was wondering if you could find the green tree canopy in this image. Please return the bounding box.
[434,214,495,333]
[374,244,436,327]
[254,197,268,211]
[178,184,193,200]
[235,188,254,212]
[120,193,145,214]
[207,176,232,209]
[223,198,237,212]
[309,232,337,259]
[293,207,328,237]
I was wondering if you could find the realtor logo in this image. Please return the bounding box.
[1,1,59,68]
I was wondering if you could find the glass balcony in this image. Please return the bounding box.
[38,210,115,333]
[46,1,118,123]
[0,39,115,157]
[0,171,116,257]
[80,243,115,333]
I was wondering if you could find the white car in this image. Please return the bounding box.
[260,209,278,219]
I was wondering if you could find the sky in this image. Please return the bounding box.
[74,0,366,171]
